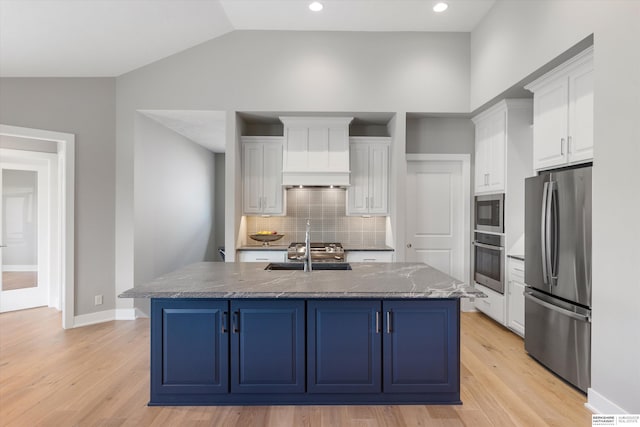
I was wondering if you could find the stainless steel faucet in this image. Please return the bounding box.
[304,219,312,272]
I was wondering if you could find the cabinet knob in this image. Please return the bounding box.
[406,243,412,248]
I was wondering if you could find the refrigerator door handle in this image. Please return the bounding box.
[544,181,555,285]
[524,292,590,322]
[541,182,550,284]
[549,180,559,284]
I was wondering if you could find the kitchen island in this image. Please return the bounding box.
[119,262,484,406]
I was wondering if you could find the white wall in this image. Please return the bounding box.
[133,114,217,313]
[214,153,225,260]
[406,117,475,155]
[471,0,640,413]
[0,78,116,316]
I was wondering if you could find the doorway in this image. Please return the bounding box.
[0,153,56,312]
[405,154,471,292]
[0,125,75,328]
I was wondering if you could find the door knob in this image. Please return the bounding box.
[406,243,412,248]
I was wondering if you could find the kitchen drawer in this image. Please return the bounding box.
[474,283,505,325]
[346,251,394,263]
[508,258,525,284]
[237,251,286,263]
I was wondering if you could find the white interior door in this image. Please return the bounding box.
[406,158,467,282]
[0,160,50,312]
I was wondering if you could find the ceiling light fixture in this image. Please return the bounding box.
[309,2,323,12]
[433,2,448,13]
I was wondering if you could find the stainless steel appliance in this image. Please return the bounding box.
[288,242,345,263]
[474,193,505,233]
[524,165,592,392]
[473,232,504,294]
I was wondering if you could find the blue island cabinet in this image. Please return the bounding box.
[307,299,459,400]
[150,299,229,404]
[149,298,460,405]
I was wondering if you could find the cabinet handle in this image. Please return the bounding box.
[256,258,269,261]
[568,136,572,153]
[375,311,380,334]
[222,311,228,334]
[386,311,392,334]
[232,311,239,333]
[561,138,565,155]
[484,173,489,186]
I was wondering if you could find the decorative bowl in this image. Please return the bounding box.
[249,234,284,246]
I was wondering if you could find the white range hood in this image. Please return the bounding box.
[280,116,353,187]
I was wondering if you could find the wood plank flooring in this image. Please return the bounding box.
[0,308,592,427]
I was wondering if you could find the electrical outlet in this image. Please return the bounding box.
[94,295,103,306]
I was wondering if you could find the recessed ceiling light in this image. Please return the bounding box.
[309,2,323,12]
[433,2,448,13]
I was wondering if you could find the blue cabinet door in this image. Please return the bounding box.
[151,299,229,397]
[307,300,382,393]
[230,300,305,393]
[383,299,459,393]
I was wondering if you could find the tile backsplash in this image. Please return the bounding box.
[246,188,386,246]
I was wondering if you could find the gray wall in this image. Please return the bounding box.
[134,114,217,313]
[214,153,225,260]
[405,117,474,155]
[0,78,116,316]
[471,0,640,413]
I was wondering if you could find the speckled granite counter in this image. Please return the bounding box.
[119,262,484,299]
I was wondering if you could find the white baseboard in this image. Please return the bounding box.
[586,388,628,414]
[3,265,37,272]
[73,309,116,328]
[74,308,148,327]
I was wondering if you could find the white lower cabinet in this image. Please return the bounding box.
[507,258,525,337]
[237,251,286,263]
[346,251,394,263]
[474,283,506,325]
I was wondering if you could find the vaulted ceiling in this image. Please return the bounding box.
[0,0,495,77]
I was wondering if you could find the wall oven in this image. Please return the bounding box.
[473,232,504,294]
[475,193,504,233]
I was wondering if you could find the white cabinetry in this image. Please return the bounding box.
[279,116,353,186]
[474,283,505,325]
[473,109,506,194]
[237,251,286,263]
[242,136,284,215]
[472,99,532,195]
[525,47,594,171]
[347,137,390,216]
[507,258,525,337]
[346,251,394,263]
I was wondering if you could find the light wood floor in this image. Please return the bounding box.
[2,271,37,291]
[0,308,592,427]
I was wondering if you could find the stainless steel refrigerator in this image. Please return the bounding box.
[524,165,592,393]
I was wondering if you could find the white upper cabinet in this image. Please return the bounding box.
[242,136,284,215]
[347,137,390,216]
[525,47,594,171]
[472,103,507,194]
[279,116,353,187]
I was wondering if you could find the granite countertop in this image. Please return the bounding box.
[237,245,395,252]
[119,262,485,299]
[508,254,525,261]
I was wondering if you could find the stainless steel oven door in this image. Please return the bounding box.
[473,240,504,294]
[475,193,504,233]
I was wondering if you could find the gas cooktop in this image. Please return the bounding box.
[287,242,345,263]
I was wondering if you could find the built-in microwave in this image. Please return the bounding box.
[473,232,505,294]
[474,193,504,234]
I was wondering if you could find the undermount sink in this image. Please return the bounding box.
[265,262,352,271]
